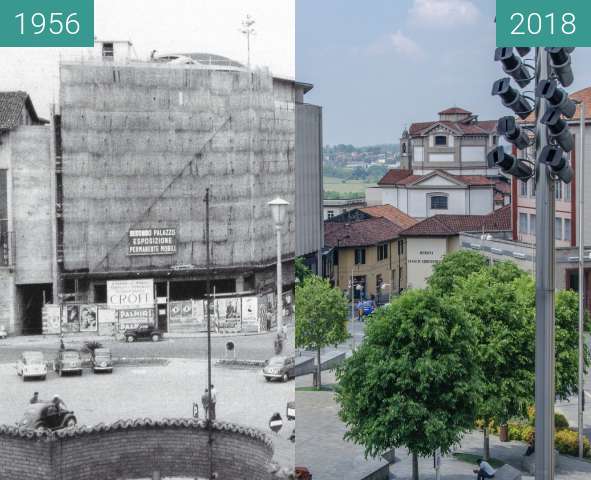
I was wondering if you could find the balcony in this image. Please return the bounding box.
[0,231,15,267]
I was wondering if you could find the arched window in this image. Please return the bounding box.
[402,143,407,154]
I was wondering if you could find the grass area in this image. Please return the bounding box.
[452,453,505,469]
[323,176,375,194]
[296,384,337,392]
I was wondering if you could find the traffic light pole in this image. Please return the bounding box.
[535,47,556,480]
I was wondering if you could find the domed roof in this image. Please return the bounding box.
[178,53,245,68]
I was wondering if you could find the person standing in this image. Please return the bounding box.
[29,392,39,404]
[201,388,210,420]
[209,385,217,420]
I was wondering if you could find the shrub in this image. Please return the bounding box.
[507,420,528,441]
[521,425,535,444]
[554,412,570,431]
[555,429,591,457]
[81,340,103,357]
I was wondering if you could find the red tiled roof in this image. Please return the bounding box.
[325,217,403,248]
[408,119,496,136]
[378,169,495,187]
[439,107,472,115]
[399,205,511,237]
[0,91,44,130]
[359,205,418,229]
[377,169,413,186]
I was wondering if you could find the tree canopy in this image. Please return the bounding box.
[336,288,482,461]
[295,275,349,351]
[427,250,489,293]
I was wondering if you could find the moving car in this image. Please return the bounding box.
[54,349,83,376]
[124,324,163,343]
[16,351,47,380]
[17,401,77,431]
[92,348,113,373]
[263,356,295,382]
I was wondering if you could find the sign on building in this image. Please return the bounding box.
[107,279,154,308]
[117,308,155,331]
[128,228,176,256]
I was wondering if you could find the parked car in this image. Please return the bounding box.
[16,351,47,380]
[92,348,113,373]
[54,349,83,376]
[295,467,312,480]
[17,401,77,431]
[263,356,295,382]
[124,324,163,343]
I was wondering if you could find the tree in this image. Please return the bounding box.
[295,257,312,284]
[295,276,349,389]
[427,250,489,293]
[336,289,482,480]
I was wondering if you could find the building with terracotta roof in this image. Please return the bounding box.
[0,92,52,334]
[324,206,417,299]
[397,206,511,289]
[399,107,499,176]
[367,168,507,219]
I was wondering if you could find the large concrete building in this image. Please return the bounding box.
[1,46,321,335]
[0,92,51,334]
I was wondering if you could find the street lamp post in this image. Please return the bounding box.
[268,198,289,353]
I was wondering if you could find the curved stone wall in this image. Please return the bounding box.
[0,418,277,480]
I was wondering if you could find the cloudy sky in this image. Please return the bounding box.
[0,0,294,117]
[297,0,591,146]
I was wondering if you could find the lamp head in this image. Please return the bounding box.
[268,197,289,226]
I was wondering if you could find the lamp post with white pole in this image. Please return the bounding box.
[268,198,289,354]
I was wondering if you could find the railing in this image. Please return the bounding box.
[0,231,15,267]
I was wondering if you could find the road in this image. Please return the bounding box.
[0,328,294,364]
[1,359,294,469]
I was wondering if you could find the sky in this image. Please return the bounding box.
[296,0,591,146]
[0,0,294,118]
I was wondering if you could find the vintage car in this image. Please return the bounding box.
[92,348,113,373]
[124,324,163,343]
[17,401,77,431]
[263,356,295,382]
[54,349,83,376]
[16,351,47,380]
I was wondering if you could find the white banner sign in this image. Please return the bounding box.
[107,279,154,309]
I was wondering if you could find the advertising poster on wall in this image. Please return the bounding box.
[257,293,275,332]
[107,279,154,309]
[98,307,116,336]
[241,297,259,332]
[192,300,205,330]
[61,305,80,333]
[43,305,61,335]
[216,298,241,330]
[117,308,154,331]
[79,305,98,332]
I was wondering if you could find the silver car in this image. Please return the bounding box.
[16,351,47,380]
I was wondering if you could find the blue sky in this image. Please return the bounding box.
[296,0,591,146]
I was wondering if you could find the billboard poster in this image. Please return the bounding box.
[98,307,116,336]
[241,297,259,332]
[216,298,241,329]
[43,305,61,334]
[128,227,176,256]
[61,305,80,333]
[79,305,98,332]
[168,301,206,333]
[257,293,275,332]
[107,279,154,309]
[117,308,154,331]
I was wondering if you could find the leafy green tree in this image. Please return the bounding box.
[336,289,482,480]
[295,276,349,389]
[295,257,312,284]
[427,250,489,293]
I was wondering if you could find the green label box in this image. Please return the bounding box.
[497,0,591,47]
[0,0,93,47]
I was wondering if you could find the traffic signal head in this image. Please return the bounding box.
[492,78,534,119]
[487,146,533,180]
[494,48,532,88]
[541,109,574,152]
[497,116,531,150]
[546,48,575,87]
[536,79,577,118]
[539,145,573,184]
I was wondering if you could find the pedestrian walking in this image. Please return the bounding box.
[29,392,39,404]
[59,334,65,351]
[210,385,217,420]
[201,388,210,420]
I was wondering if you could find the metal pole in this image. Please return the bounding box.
[351,268,355,351]
[535,47,556,480]
[578,101,586,458]
[276,224,283,338]
[205,188,213,480]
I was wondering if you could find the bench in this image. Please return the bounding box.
[495,464,522,480]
